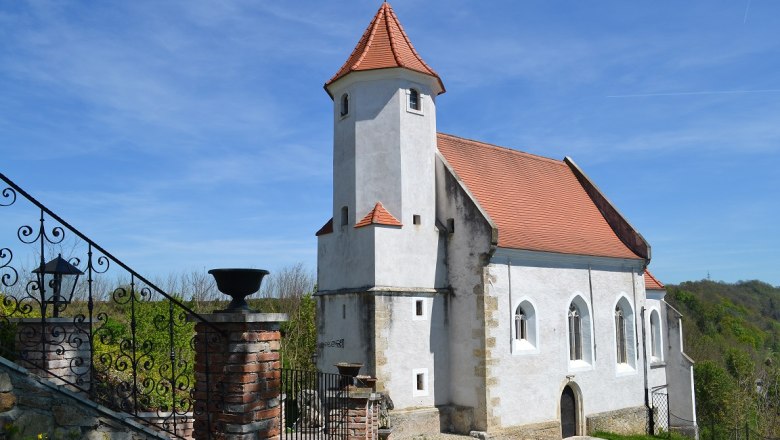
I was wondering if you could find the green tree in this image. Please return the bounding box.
[695,360,734,437]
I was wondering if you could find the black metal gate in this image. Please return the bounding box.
[652,391,670,436]
[281,369,351,439]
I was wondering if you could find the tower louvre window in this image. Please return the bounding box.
[340,93,349,117]
[409,88,420,111]
[341,206,349,226]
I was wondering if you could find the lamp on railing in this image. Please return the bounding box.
[32,254,83,318]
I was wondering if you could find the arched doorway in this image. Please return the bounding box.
[560,385,577,438]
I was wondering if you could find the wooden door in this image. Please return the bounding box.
[560,385,577,438]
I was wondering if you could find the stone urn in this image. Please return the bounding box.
[335,362,363,389]
[208,268,269,313]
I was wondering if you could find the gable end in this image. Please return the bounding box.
[564,157,651,261]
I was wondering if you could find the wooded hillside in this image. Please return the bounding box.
[665,279,780,438]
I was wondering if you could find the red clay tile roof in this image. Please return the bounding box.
[315,218,334,236]
[325,2,445,94]
[644,270,665,290]
[355,202,402,228]
[437,133,642,260]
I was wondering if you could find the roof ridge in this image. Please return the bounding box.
[437,132,565,166]
[351,5,382,71]
[386,4,440,80]
[384,3,403,67]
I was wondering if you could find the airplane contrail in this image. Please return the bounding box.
[744,0,752,24]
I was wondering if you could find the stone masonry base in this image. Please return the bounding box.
[388,404,649,439]
[586,405,648,436]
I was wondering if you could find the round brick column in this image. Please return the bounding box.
[192,312,287,440]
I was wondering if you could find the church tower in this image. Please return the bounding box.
[316,2,450,412]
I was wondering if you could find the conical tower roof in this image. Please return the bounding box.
[325,2,445,94]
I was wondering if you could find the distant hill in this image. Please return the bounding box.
[666,279,780,364]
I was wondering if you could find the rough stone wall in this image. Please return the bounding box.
[586,405,648,435]
[0,357,166,439]
[481,268,501,430]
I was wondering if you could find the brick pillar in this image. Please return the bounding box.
[345,388,382,440]
[192,312,287,440]
[13,318,91,392]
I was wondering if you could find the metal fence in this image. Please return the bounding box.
[0,172,222,438]
[649,390,670,437]
[281,368,351,439]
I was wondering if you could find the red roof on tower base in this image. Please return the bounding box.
[355,202,402,228]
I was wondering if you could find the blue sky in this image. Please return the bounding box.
[1,1,778,286]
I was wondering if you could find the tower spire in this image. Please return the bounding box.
[325,2,444,95]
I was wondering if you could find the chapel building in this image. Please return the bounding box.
[315,3,697,438]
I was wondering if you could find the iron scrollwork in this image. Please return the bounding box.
[0,173,219,438]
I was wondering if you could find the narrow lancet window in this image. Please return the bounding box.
[340,93,349,116]
[514,307,527,341]
[615,306,627,364]
[568,304,582,361]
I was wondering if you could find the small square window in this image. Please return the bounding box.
[412,368,428,396]
[446,218,454,233]
[415,300,424,316]
[413,215,421,225]
[340,206,349,226]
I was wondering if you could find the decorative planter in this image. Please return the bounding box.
[208,268,269,313]
[335,362,363,389]
[378,427,394,440]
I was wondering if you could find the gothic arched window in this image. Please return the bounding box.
[614,296,637,372]
[512,300,538,353]
[615,306,627,364]
[515,307,527,341]
[650,309,662,362]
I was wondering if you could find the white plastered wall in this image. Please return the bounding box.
[485,249,647,428]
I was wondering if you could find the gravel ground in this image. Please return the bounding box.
[402,435,604,440]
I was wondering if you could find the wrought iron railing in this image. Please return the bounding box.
[281,368,352,438]
[0,172,222,439]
